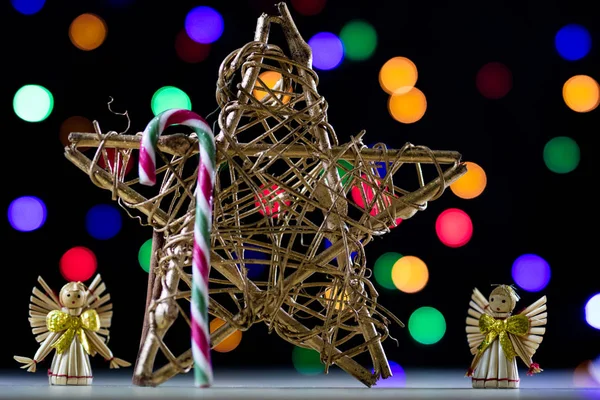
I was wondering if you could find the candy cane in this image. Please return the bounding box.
[139,109,215,387]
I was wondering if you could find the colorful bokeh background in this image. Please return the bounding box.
[3,0,598,387]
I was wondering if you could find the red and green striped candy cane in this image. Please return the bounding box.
[139,109,215,387]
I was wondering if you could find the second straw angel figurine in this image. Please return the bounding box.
[465,284,547,388]
[14,275,130,385]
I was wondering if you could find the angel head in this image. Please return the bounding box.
[59,281,88,309]
[489,284,520,313]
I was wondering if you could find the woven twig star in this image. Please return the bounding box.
[64,2,465,387]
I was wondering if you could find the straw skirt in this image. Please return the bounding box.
[48,334,93,385]
[472,340,519,388]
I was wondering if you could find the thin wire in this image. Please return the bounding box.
[107,96,131,134]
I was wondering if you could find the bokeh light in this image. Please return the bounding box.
[334,159,353,187]
[591,355,600,384]
[375,161,387,178]
[543,136,580,174]
[254,184,291,217]
[85,204,122,240]
[379,57,417,95]
[450,161,487,199]
[235,247,268,278]
[185,6,224,44]
[210,318,242,352]
[350,174,402,226]
[555,24,592,61]
[388,88,427,124]
[324,286,349,311]
[371,361,406,388]
[292,346,324,375]
[373,252,402,290]
[69,13,107,51]
[59,246,97,282]
[59,116,94,147]
[138,239,152,273]
[253,71,292,103]
[11,0,45,15]
[13,84,54,123]
[290,0,326,16]
[97,148,134,176]
[151,86,192,116]
[324,238,357,265]
[574,360,600,388]
[175,29,210,63]
[435,208,473,248]
[391,255,429,293]
[511,254,551,292]
[562,75,600,112]
[339,20,377,61]
[367,143,390,178]
[408,306,446,345]
[308,32,344,70]
[8,196,47,232]
[585,293,600,330]
[318,159,354,188]
[350,175,379,208]
[476,62,512,99]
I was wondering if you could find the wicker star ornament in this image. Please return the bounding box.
[64,3,466,387]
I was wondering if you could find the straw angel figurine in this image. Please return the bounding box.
[14,275,130,385]
[465,284,547,388]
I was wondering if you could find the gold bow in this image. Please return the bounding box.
[477,313,529,360]
[46,309,100,355]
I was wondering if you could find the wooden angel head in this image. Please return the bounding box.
[489,284,520,313]
[59,281,88,309]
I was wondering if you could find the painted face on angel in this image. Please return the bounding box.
[489,293,511,313]
[488,284,519,314]
[59,281,87,309]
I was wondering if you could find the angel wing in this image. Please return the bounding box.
[465,287,493,355]
[85,274,113,348]
[28,276,62,343]
[510,296,547,367]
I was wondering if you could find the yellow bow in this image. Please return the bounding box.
[46,309,100,355]
[477,314,529,360]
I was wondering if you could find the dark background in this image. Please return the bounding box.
[2,0,598,377]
